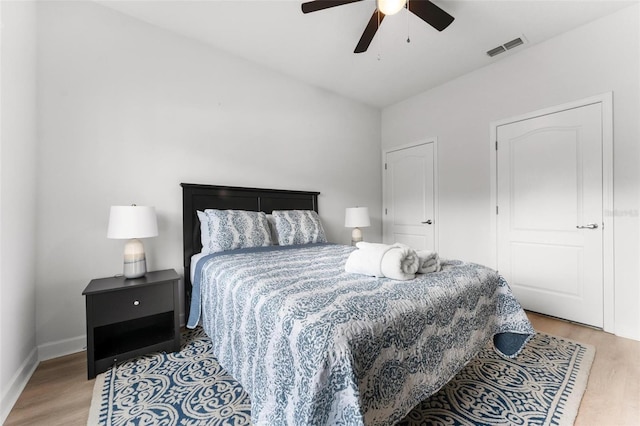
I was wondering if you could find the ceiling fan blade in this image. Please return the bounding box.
[354,10,385,53]
[301,0,364,14]
[407,0,454,31]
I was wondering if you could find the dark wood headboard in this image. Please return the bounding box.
[181,183,320,314]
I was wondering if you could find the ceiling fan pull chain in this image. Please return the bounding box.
[406,0,411,44]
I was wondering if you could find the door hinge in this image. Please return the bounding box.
[496,205,499,214]
[495,140,498,150]
[384,163,387,170]
[385,208,388,215]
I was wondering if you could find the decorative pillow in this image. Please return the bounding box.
[272,210,327,246]
[197,209,272,254]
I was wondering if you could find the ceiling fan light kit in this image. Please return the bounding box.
[301,0,454,53]
[377,0,407,16]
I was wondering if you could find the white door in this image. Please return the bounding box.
[383,142,436,250]
[497,103,603,328]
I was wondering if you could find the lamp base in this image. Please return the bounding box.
[351,227,363,246]
[123,238,147,279]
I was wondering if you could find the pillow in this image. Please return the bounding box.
[197,209,272,254]
[272,210,327,246]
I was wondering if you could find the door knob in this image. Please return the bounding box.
[421,220,433,225]
[576,223,598,229]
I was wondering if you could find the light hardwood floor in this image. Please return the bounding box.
[5,313,640,425]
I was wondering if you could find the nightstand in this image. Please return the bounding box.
[82,269,181,379]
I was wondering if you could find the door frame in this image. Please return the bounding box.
[382,138,439,251]
[489,92,614,333]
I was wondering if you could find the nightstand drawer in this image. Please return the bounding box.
[91,282,173,327]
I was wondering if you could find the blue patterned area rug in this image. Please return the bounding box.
[88,328,594,426]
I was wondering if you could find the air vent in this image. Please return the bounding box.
[487,46,506,57]
[504,37,524,50]
[486,36,527,57]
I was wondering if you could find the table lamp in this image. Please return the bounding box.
[345,207,371,245]
[107,205,158,279]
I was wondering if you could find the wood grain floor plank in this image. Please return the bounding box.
[527,312,640,426]
[4,352,94,426]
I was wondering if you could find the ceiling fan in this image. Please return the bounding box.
[301,0,454,53]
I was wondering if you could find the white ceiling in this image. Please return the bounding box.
[97,0,637,108]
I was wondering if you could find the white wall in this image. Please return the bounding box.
[35,1,381,357]
[0,1,39,422]
[382,5,640,340]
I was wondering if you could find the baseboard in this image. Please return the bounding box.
[614,329,640,342]
[0,347,38,424]
[38,334,86,362]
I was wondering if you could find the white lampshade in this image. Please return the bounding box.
[345,207,371,228]
[377,0,406,15]
[107,205,158,239]
[345,207,370,245]
[107,205,158,279]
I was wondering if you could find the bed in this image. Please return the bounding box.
[181,183,534,426]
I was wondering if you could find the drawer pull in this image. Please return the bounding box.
[133,300,140,306]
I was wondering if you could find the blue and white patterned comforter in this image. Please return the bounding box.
[187,243,534,426]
